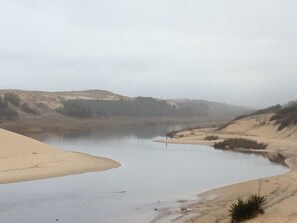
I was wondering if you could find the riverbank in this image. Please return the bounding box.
[0,113,221,137]
[157,114,297,223]
[0,128,120,184]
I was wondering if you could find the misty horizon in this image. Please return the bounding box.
[1,1,296,108]
[0,88,292,110]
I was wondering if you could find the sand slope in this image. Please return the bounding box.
[159,114,297,223]
[0,129,120,184]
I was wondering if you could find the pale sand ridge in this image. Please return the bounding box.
[0,128,120,184]
[158,114,297,223]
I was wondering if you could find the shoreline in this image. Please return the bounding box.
[0,114,222,136]
[0,128,120,184]
[156,126,297,223]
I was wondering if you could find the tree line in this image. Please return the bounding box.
[58,97,210,118]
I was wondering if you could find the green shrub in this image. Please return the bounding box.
[214,138,267,150]
[229,198,250,222]
[247,194,265,213]
[229,194,266,222]
[270,103,297,130]
[204,135,219,141]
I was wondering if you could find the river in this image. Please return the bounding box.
[0,125,288,223]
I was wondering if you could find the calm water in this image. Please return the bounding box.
[0,125,288,223]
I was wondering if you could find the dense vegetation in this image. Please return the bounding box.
[214,138,267,150]
[0,95,19,120]
[58,97,213,118]
[56,96,297,129]
[20,103,40,115]
[3,92,21,106]
[0,90,253,130]
[58,97,176,118]
[204,135,219,141]
[229,194,266,222]
[0,93,41,120]
[174,101,209,116]
[270,103,297,130]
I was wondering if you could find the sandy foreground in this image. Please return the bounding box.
[157,114,297,223]
[0,128,120,184]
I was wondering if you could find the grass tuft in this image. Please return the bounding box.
[229,194,266,223]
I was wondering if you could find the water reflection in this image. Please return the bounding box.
[32,124,185,141]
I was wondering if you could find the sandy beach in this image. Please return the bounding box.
[159,114,297,223]
[0,128,120,184]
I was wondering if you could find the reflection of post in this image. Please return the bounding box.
[166,142,167,147]
[166,131,167,140]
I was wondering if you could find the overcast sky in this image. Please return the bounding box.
[0,0,296,108]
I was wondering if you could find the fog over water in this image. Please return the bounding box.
[0,1,296,107]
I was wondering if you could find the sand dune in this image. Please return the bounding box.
[159,114,297,223]
[0,128,120,184]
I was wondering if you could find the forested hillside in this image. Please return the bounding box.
[0,90,252,134]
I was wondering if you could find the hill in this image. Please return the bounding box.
[165,100,297,156]
[161,101,297,223]
[168,99,248,120]
[218,102,297,132]
[0,89,129,116]
[0,89,251,134]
